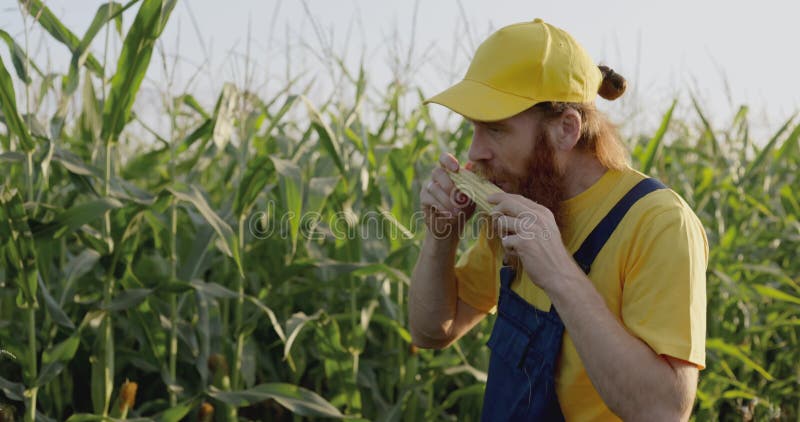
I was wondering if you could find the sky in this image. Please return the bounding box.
[2,0,799,141]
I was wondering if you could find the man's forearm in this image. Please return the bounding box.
[545,264,691,420]
[408,233,460,345]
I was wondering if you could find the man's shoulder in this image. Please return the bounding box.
[606,170,710,276]
[617,168,700,222]
[611,168,706,249]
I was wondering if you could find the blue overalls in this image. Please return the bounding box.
[481,178,665,421]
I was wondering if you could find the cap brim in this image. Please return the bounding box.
[423,79,537,122]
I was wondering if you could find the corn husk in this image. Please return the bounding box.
[446,168,503,213]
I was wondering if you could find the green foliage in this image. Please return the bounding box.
[101,0,176,144]
[0,56,35,151]
[1,2,798,421]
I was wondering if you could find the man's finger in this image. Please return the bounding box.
[431,167,455,193]
[486,192,509,205]
[496,211,542,238]
[500,234,519,255]
[438,152,459,172]
[426,181,459,214]
[493,214,519,236]
[490,195,535,218]
[488,192,531,208]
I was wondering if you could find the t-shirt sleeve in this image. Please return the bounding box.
[621,205,709,369]
[453,223,500,314]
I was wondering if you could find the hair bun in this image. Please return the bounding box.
[598,65,626,100]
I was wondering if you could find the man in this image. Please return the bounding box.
[408,19,708,421]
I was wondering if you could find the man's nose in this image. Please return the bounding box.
[468,132,492,162]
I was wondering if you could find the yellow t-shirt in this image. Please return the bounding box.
[454,166,708,422]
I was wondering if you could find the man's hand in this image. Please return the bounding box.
[410,154,486,350]
[420,153,476,240]
[487,192,572,289]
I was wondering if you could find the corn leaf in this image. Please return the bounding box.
[0,29,40,84]
[272,157,303,257]
[234,154,275,217]
[38,276,75,330]
[32,198,123,240]
[21,0,104,75]
[640,99,676,174]
[101,288,153,311]
[63,2,126,94]
[706,338,774,381]
[154,399,196,422]
[169,186,243,277]
[35,335,81,387]
[101,0,177,144]
[0,56,35,151]
[208,383,344,418]
[743,113,797,185]
[0,376,25,402]
[0,188,39,307]
[752,284,800,306]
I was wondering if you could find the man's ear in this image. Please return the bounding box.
[551,108,582,151]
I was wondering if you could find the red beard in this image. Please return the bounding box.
[471,131,567,231]
[470,131,567,272]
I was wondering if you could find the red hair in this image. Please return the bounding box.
[531,66,630,171]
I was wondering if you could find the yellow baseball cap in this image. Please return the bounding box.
[424,18,603,122]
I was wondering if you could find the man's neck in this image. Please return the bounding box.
[563,151,608,200]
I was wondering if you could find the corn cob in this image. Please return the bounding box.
[446,168,503,213]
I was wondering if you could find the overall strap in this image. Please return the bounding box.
[572,178,666,275]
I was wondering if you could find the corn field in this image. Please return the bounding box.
[1,1,799,421]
